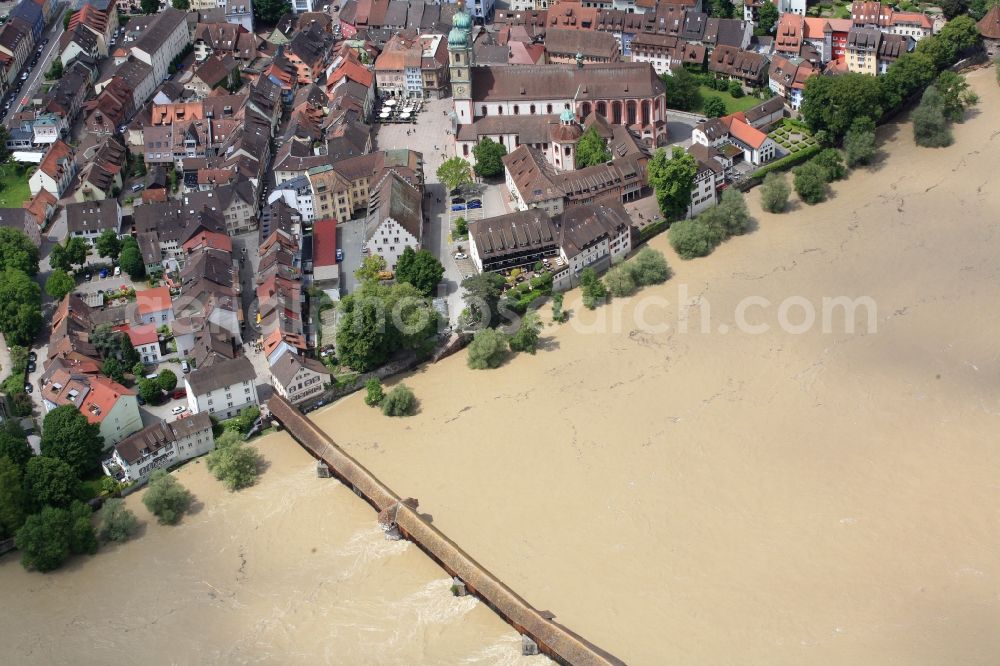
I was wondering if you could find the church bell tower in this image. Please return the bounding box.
[448,8,474,123]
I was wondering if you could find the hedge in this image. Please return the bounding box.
[750,144,823,179]
[638,218,670,243]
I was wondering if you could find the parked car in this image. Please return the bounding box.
[27,361,35,373]
[451,204,465,211]
[99,268,109,279]
[336,248,344,262]
[468,199,483,209]
[136,394,145,405]
[181,360,190,373]
[454,252,468,260]
[171,406,185,415]
[131,183,144,192]
[172,389,186,399]
[84,271,92,281]
[24,384,32,394]
[113,266,121,276]
[27,351,36,362]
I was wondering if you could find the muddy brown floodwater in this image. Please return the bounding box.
[0,435,544,665]
[316,67,1000,665]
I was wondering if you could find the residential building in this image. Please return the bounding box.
[29,140,76,198]
[183,181,258,234]
[224,0,254,32]
[129,8,189,83]
[544,28,619,64]
[846,26,881,75]
[0,21,33,81]
[768,54,816,110]
[136,286,174,325]
[104,412,214,483]
[40,371,143,446]
[65,199,122,245]
[127,324,162,364]
[877,33,912,74]
[364,171,423,271]
[629,33,706,75]
[980,5,1000,58]
[184,355,259,420]
[0,208,41,247]
[9,0,43,42]
[270,354,331,404]
[707,45,767,88]
[691,112,777,166]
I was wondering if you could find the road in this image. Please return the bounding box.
[2,3,67,123]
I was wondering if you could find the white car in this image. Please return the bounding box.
[171,406,186,415]
[454,252,467,260]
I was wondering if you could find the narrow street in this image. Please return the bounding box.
[2,2,67,123]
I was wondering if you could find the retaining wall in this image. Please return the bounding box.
[267,394,627,666]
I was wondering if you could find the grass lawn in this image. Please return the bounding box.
[695,85,762,115]
[0,162,33,208]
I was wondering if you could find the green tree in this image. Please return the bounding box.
[0,227,40,275]
[0,456,26,539]
[133,362,145,377]
[140,0,158,13]
[101,357,125,384]
[508,311,542,353]
[453,216,468,237]
[138,378,160,404]
[394,247,445,297]
[142,469,194,525]
[253,0,291,24]
[843,118,877,167]
[436,157,474,192]
[935,15,981,59]
[727,80,744,98]
[801,73,883,142]
[662,66,702,112]
[551,292,566,323]
[912,85,953,148]
[63,237,89,271]
[96,499,138,543]
[364,377,385,406]
[939,0,967,18]
[207,435,260,491]
[24,456,79,509]
[119,237,146,280]
[760,172,791,213]
[575,127,611,168]
[467,328,508,369]
[380,384,417,416]
[0,268,42,346]
[41,404,104,476]
[45,269,76,300]
[714,188,751,236]
[793,161,829,204]
[172,0,190,8]
[933,71,978,122]
[703,96,726,118]
[604,264,637,298]
[669,217,723,259]
[881,51,938,110]
[45,58,63,81]
[579,267,607,310]
[156,369,177,393]
[629,246,671,285]
[755,1,779,35]
[647,146,697,221]
[336,282,438,371]
[812,148,847,181]
[15,506,72,571]
[230,405,260,434]
[461,272,507,328]
[472,138,507,178]
[354,254,387,283]
[0,421,32,469]
[95,229,122,262]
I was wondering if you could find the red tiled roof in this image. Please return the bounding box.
[126,323,159,346]
[313,218,337,267]
[723,114,769,149]
[182,230,233,253]
[83,375,136,424]
[135,286,172,315]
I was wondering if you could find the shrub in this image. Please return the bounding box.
[703,96,726,118]
[551,293,566,323]
[793,161,829,205]
[364,377,384,406]
[579,268,607,310]
[843,118,877,167]
[509,311,542,354]
[629,247,671,285]
[604,264,637,297]
[97,499,139,543]
[749,144,823,179]
[669,218,719,259]
[813,148,847,181]
[760,172,791,213]
[381,384,417,416]
[142,469,193,525]
[467,328,509,369]
[207,438,261,491]
[912,85,953,148]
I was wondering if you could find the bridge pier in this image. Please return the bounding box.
[521,636,539,656]
[316,460,331,478]
[451,577,468,596]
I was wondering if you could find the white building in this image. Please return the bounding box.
[104,412,214,482]
[364,172,422,272]
[130,8,189,83]
[777,0,806,15]
[39,371,144,446]
[185,355,259,420]
[268,176,315,221]
[691,115,777,167]
[127,324,162,364]
[270,354,332,404]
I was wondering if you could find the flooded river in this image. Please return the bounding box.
[315,67,1000,664]
[0,435,540,665]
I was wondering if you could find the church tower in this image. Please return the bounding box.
[549,108,583,172]
[448,9,474,123]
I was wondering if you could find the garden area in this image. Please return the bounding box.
[769,118,818,156]
[695,85,762,116]
[0,162,34,208]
